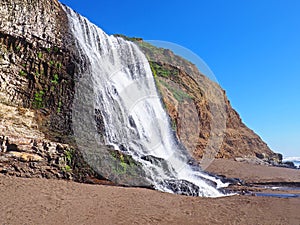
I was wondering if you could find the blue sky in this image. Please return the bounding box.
[59,0,300,157]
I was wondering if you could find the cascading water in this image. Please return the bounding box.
[63,5,227,197]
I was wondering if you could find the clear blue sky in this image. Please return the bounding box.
[59,0,300,157]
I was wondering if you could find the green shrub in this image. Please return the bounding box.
[64,148,74,164]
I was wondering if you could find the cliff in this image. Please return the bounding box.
[135,41,281,166]
[0,0,99,182]
[0,0,281,183]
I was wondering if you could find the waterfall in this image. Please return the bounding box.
[63,5,227,197]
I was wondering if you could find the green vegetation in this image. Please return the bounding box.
[51,74,59,85]
[19,70,26,77]
[138,41,166,55]
[149,62,172,78]
[46,47,51,53]
[171,119,177,131]
[49,60,54,66]
[64,148,74,165]
[33,90,45,108]
[64,165,72,172]
[57,101,62,113]
[15,45,21,52]
[37,52,43,59]
[110,150,139,175]
[113,34,143,42]
[136,40,196,71]
[34,69,40,77]
[149,60,157,78]
[159,80,192,102]
[63,148,75,172]
[53,46,59,53]
[56,62,62,69]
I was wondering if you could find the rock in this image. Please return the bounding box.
[0,156,10,162]
[141,155,176,178]
[0,167,8,174]
[8,151,43,162]
[255,152,267,160]
[268,153,283,164]
[6,143,19,152]
[56,143,65,153]
[281,161,296,169]
[163,179,200,196]
[242,157,271,165]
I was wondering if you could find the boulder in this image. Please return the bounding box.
[163,179,200,196]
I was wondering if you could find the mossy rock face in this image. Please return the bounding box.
[78,145,152,188]
[108,149,151,187]
[110,150,140,173]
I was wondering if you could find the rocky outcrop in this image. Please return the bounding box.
[0,101,103,182]
[0,0,101,182]
[0,102,71,179]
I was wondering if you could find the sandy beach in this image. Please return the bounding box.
[1,160,299,225]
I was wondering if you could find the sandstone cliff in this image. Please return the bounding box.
[134,40,280,166]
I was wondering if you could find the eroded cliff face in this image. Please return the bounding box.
[0,0,76,135]
[0,0,99,181]
[136,41,280,164]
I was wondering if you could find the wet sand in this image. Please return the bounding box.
[1,160,299,225]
